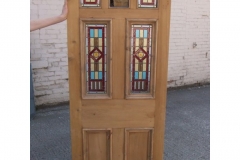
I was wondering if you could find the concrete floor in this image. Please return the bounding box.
[30,85,210,160]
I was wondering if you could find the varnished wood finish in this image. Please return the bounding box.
[153,0,172,159]
[82,100,155,128]
[67,0,82,159]
[125,128,154,160]
[80,19,113,99]
[125,19,158,99]
[83,129,112,160]
[67,0,171,159]
[112,128,124,160]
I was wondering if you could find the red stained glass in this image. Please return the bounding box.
[81,0,100,7]
[138,0,157,8]
[131,25,152,93]
[86,25,107,93]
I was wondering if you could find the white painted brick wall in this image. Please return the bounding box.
[30,0,210,106]
[168,0,210,87]
[30,0,69,106]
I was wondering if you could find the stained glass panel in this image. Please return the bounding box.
[131,24,152,93]
[81,0,100,7]
[138,0,157,8]
[86,25,107,94]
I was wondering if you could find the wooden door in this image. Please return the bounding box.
[67,0,171,160]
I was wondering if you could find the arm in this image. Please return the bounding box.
[30,0,68,32]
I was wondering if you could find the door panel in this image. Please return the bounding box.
[82,101,155,128]
[83,129,112,160]
[125,129,153,160]
[67,0,171,160]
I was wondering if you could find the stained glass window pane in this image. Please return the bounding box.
[130,24,152,93]
[86,24,107,94]
[81,0,100,7]
[138,0,157,8]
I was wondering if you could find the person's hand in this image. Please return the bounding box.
[60,0,68,20]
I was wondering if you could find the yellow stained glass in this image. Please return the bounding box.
[139,72,142,79]
[144,38,147,46]
[91,64,94,71]
[86,0,90,2]
[143,63,146,71]
[143,47,147,51]
[91,59,94,63]
[138,52,144,58]
[143,0,147,2]
[90,38,94,46]
[94,29,98,37]
[93,52,99,58]
[99,38,102,46]
[99,64,102,71]
[140,30,143,37]
[135,38,139,46]
[95,72,98,79]
[135,64,138,71]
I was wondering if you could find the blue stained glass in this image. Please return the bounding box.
[90,29,94,37]
[98,29,102,37]
[135,72,139,79]
[91,72,94,79]
[143,72,146,79]
[144,30,148,38]
[99,72,102,79]
[136,30,140,38]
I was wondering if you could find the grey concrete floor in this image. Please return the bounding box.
[30,85,210,160]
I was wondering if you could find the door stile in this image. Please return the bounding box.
[153,0,171,159]
[67,0,83,159]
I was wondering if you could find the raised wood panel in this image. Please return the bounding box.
[82,104,155,128]
[125,128,154,160]
[81,100,155,128]
[83,129,112,160]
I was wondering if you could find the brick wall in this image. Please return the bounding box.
[30,0,69,105]
[30,0,210,106]
[168,0,210,87]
